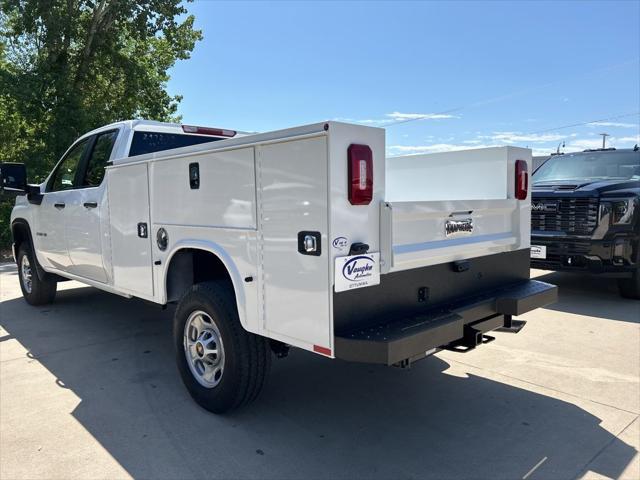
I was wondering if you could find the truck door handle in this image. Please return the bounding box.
[54,202,65,209]
[83,201,98,209]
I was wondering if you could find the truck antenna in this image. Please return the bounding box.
[599,133,610,149]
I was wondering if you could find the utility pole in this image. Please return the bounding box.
[599,133,610,149]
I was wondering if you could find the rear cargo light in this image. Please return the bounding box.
[348,144,373,205]
[181,125,237,137]
[515,159,528,200]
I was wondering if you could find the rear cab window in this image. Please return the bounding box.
[128,131,222,157]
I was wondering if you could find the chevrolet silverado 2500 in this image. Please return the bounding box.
[1,120,557,413]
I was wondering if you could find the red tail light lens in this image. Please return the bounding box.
[515,159,528,200]
[348,144,373,205]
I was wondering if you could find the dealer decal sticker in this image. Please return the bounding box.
[334,252,380,292]
[332,236,348,250]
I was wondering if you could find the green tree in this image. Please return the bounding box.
[0,0,201,251]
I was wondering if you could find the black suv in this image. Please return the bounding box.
[530,147,640,298]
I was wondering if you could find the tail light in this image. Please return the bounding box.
[182,125,236,137]
[515,159,528,200]
[348,144,373,205]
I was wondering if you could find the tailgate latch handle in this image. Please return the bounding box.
[348,242,369,256]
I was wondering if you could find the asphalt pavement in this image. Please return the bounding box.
[1,263,638,480]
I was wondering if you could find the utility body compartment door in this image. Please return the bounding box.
[107,163,154,298]
[258,136,332,353]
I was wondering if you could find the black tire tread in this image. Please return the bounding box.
[17,243,57,306]
[174,280,270,413]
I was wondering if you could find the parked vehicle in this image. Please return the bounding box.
[530,147,640,298]
[1,120,557,413]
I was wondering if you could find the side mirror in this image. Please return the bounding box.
[0,163,28,194]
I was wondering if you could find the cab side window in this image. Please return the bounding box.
[48,139,89,192]
[83,130,118,187]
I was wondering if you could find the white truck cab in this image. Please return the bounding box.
[1,120,557,413]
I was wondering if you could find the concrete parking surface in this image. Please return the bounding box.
[1,263,639,480]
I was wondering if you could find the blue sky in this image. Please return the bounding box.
[168,1,640,156]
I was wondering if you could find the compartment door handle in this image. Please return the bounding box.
[297,231,321,256]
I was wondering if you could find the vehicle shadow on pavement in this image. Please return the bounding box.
[534,270,640,323]
[1,284,637,480]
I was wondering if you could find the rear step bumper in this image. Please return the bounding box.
[334,280,557,366]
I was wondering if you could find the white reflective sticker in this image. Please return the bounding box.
[334,252,380,292]
[530,245,546,259]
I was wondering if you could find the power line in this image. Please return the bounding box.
[382,58,639,129]
[526,112,640,135]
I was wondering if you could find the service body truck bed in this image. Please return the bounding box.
[4,120,556,413]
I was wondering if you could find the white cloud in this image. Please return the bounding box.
[565,135,639,152]
[388,143,501,155]
[617,135,640,144]
[588,121,639,128]
[531,148,558,157]
[333,112,458,127]
[385,111,458,121]
[566,139,604,150]
[488,132,565,144]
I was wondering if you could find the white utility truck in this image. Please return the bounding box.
[1,120,557,413]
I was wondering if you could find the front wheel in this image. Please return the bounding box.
[618,269,640,299]
[174,280,271,413]
[17,243,57,305]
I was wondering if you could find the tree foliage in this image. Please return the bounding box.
[0,0,201,250]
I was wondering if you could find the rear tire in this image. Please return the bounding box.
[17,243,57,306]
[618,269,640,299]
[174,280,271,413]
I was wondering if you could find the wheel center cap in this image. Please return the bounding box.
[195,342,204,357]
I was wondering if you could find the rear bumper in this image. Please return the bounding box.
[334,280,557,366]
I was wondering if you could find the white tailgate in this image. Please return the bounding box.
[380,146,531,273]
[381,199,523,273]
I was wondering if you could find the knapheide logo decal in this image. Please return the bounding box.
[342,255,375,281]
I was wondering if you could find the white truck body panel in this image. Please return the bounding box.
[385,148,513,202]
[259,136,331,350]
[151,147,257,229]
[108,162,154,299]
